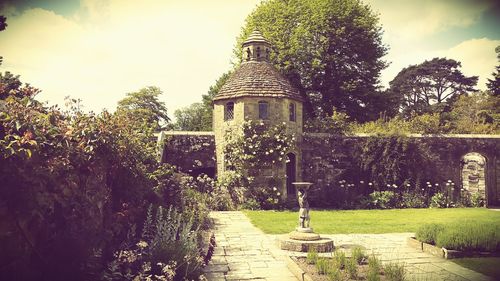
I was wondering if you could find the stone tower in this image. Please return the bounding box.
[213,30,304,198]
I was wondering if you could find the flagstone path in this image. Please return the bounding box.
[204,211,493,281]
[203,211,298,281]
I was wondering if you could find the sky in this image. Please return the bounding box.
[0,0,499,117]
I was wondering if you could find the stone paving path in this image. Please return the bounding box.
[204,211,493,281]
[203,211,298,281]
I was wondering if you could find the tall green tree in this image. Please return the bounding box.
[235,0,388,121]
[116,86,170,131]
[487,46,500,96]
[174,102,209,131]
[388,58,478,118]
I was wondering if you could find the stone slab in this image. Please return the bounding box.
[279,236,334,252]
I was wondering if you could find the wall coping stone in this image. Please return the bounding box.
[304,132,500,139]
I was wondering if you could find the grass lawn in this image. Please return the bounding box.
[452,258,500,279]
[243,208,500,234]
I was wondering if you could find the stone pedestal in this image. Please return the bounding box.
[278,182,334,252]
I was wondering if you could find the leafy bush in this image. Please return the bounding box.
[401,191,428,208]
[384,262,406,281]
[306,248,318,265]
[316,258,330,275]
[334,250,346,269]
[104,206,204,281]
[471,193,485,207]
[435,222,500,252]
[0,81,210,280]
[429,192,447,208]
[369,191,397,209]
[345,257,358,279]
[352,246,367,265]
[415,223,445,244]
[367,255,381,281]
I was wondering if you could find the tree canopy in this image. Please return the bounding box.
[487,45,500,96]
[116,86,170,131]
[388,58,478,118]
[235,0,388,121]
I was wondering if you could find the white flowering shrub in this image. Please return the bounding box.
[221,120,296,209]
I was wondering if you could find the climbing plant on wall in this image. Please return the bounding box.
[221,120,296,209]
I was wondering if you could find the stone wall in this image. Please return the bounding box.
[159,130,500,206]
[158,131,216,177]
[302,133,500,206]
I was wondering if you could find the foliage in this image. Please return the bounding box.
[435,222,500,252]
[369,191,397,209]
[236,0,388,121]
[345,257,358,279]
[352,247,367,265]
[306,248,318,264]
[388,58,478,118]
[486,45,500,96]
[415,223,445,245]
[303,110,352,134]
[400,191,428,208]
[116,86,170,131]
[0,75,209,280]
[367,255,381,281]
[315,257,330,275]
[333,250,346,269]
[444,92,499,134]
[103,206,203,281]
[384,262,406,281]
[222,120,295,209]
[355,136,437,190]
[429,193,447,208]
[173,103,208,131]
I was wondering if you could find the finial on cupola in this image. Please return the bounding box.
[242,30,271,62]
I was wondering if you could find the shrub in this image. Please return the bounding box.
[367,255,381,281]
[384,262,406,281]
[352,246,367,265]
[415,223,445,244]
[345,257,358,279]
[316,258,330,275]
[401,191,428,208]
[306,248,319,265]
[435,222,500,252]
[104,206,204,281]
[369,191,397,209]
[470,193,485,207]
[327,266,343,281]
[429,192,447,208]
[334,250,346,269]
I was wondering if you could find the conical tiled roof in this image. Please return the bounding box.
[214,61,303,101]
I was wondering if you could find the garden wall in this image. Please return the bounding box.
[159,131,500,206]
[158,131,216,177]
[302,133,500,207]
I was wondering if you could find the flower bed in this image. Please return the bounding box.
[409,221,500,259]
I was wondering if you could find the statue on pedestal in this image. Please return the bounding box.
[297,188,310,229]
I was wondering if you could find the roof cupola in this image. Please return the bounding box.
[242,30,271,62]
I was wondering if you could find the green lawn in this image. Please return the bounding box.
[452,258,500,279]
[243,208,500,234]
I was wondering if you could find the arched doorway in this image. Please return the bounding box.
[286,153,296,197]
[461,152,487,204]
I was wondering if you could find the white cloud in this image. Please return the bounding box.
[368,0,492,40]
[0,0,261,114]
[444,38,500,89]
